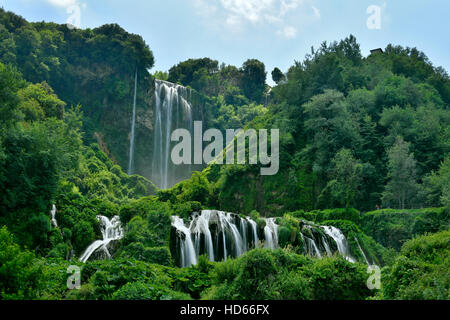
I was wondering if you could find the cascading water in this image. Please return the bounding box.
[128,70,138,175]
[152,80,195,189]
[172,216,197,267]
[171,210,362,268]
[192,211,215,261]
[247,218,259,248]
[50,204,58,228]
[302,232,322,258]
[171,210,262,268]
[322,236,333,256]
[264,218,278,250]
[322,226,355,262]
[79,215,123,263]
[355,237,370,265]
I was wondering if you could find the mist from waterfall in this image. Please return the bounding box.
[79,215,123,263]
[152,80,194,189]
[171,210,358,268]
[128,69,138,175]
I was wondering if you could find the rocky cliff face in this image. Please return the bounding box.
[96,77,208,186]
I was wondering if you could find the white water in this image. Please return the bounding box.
[240,218,248,251]
[152,80,194,189]
[79,215,123,263]
[172,216,197,267]
[192,211,215,261]
[226,212,245,257]
[172,210,265,267]
[322,226,355,263]
[264,218,278,250]
[355,237,370,265]
[172,211,366,267]
[322,236,333,256]
[304,234,322,258]
[128,70,138,175]
[247,218,259,248]
[50,204,58,228]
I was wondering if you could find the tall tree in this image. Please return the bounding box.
[241,59,266,103]
[422,157,450,207]
[323,149,363,208]
[382,137,419,209]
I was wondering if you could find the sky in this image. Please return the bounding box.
[1,0,449,85]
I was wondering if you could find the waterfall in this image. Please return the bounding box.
[152,80,194,189]
[79,215,123,263]
[355,237,370,265]
[128,70,138,175]
[172,216,197,267]
[50,204,58,228]
[304,234,322,258]
[192,211,215,261]
[171,210,366,267]
[264,218,278,250]
[247,218,259,248]
[240,218,248,251]
[322,236,332,256]
[322,226,355,263]
[171,210,269,268]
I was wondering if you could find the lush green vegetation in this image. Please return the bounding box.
[381,230,449,300]
[0,8,155,174]
[203,249,372,300]
[0,9,448,301]
[360,207,449,250]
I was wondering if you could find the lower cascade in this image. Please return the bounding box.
[79,215,123,263]
[170,210,357,268]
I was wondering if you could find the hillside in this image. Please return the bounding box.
[0,8,449,301]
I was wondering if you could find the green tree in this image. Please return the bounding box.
[241,59,267,103]
[0,62,24,128]
[324,149,363,208]
[0,227,43,299]
[153,70,168,81]
[382,137,419,209]
[271,67,285,84]
[423,157,450,207]
[17,82,65,121]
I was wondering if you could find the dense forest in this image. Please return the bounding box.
[0,8,448,300]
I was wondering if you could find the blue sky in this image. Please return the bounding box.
[1,0,449,84]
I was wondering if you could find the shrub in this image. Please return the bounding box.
[382,230,450,300]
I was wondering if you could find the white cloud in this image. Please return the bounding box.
[278,26,297,39]
[192,0,218,16]
[312,6,320,19]
[220,0,276,23]
[192,0,319,39]
[46,0,78,8]
[280,0,304,16]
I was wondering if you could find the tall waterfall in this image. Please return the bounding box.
[79,215,123,263]
[171,211,358,268]
[128,70,138,175]
[152,80,194,189]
